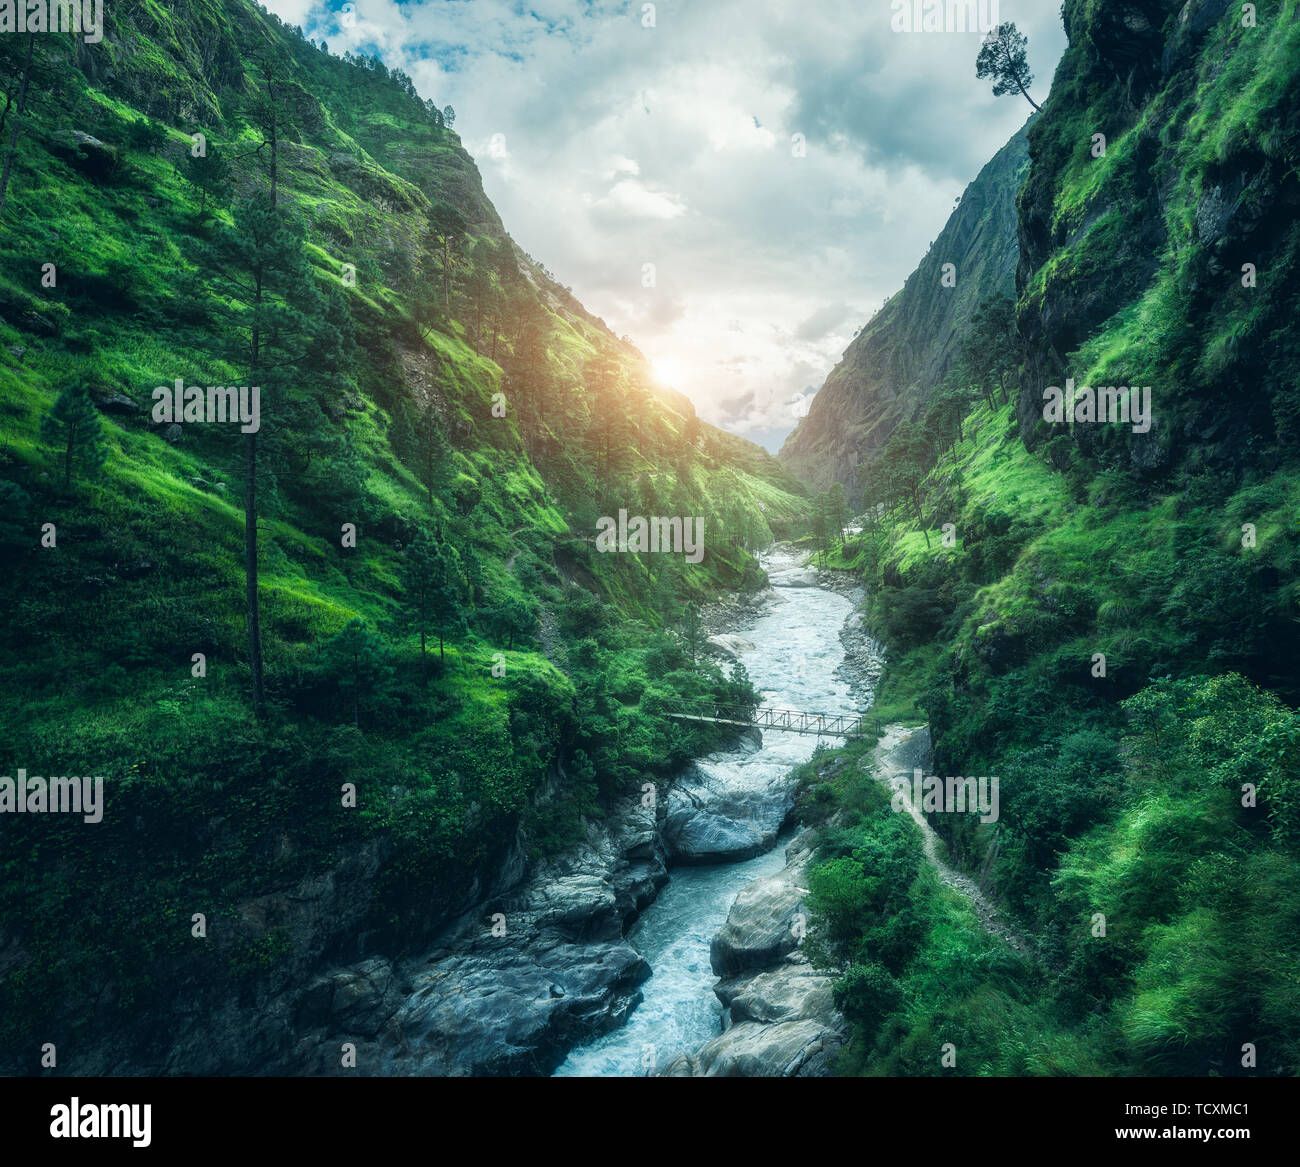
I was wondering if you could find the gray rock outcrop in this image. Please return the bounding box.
[662,737,795,865]
[290,799,668,1076]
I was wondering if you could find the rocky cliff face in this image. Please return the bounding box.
[290,796,669,1077]
[48,788,668,1077]
[778,124,1032,495]
[1014,0,1300,472]
[784,0,1300,494]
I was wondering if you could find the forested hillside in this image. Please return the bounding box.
[0,0,805,1070]
[794,0,1300,1075]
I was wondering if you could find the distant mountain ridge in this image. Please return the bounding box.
[778,121,1032,496]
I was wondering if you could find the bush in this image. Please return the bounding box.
[834,961,904,1041]
[806,809,926,974]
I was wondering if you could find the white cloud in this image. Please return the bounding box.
[605,155,641,179]
[265,0,1066,448]
[590,179,686,223]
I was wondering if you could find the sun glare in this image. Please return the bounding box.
[651,358,685,387]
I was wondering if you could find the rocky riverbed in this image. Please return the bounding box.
[287,788,669,1076]
[659,726,931,1078]
[283,546,884,1077]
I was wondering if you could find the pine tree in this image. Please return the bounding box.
[490,595,534,650]
[389,399,417,465]
[511,301,552,459]
[637,471,660,515]
[0,480,31,554]
[585,350,628,502]
[425,202,467,312]
[925,379,973,451]
[414,404,453,505]
[318,286,358,391]
[205,194,321,718]
[41,383,107,489]
[239,50,321,205]
[811,501,830,567]
[960,295,1019,407]
[654,558,681,625]
[183,148,230,217]
[727,659,756,716]
[431,539,466,660]
[462,245,496,349]
[682,412,701,460]
[460,545,485,615]
[322,428,368,516]
[680,600,705,665]
[0,32,41,219]
[492,247,526,363]
[976,23,1041,112]
[827,482,848,546]
[127,117,168,155]
[319,618,392,725]
[399,529,439,678]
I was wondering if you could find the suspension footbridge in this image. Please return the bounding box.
[666,703,876,740]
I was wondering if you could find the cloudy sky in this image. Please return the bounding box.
[265,0,1066,451]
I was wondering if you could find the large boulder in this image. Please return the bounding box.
[768,566,819,588]
[364,938,650,1077]
[709,866,806,977]
[706,633,755,661]
[717,961,836,1026]
[49,129,119,180]
[660,1015,843,1077]
[663,750,793,865]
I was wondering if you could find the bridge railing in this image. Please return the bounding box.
[666,702,882,740]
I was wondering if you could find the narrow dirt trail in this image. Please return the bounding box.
[503,526,530,572]
[871,725,1034,957]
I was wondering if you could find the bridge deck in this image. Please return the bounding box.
[666,705,875,740]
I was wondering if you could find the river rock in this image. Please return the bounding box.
[717,959,836,1026]
[661,828,846,1077]
[768,566,819,588]
[663,751,793,864]
[708,862,807,976]
[660,1014,843,1077]
[706,633,755,661]
[663,807,768,864]
[366,937,650,1076]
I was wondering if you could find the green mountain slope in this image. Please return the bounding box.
[1016,0,1300,477]
[778,122,1031,494]
[0,1,805,1069]
[797,0,1300,1076]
